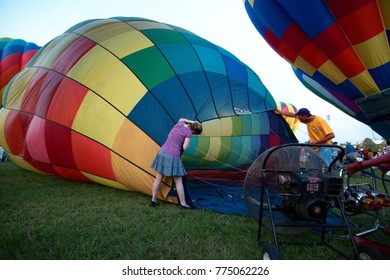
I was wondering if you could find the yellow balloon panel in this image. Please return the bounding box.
[276,102,300,132]
[67,46,147,115]
[3,68,38,110]
[73,19,134,43]
[72,91,124,148]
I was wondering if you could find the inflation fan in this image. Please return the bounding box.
[243,143,359,259]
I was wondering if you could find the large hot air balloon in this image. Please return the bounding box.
[0,17,296,207]
[0,37,41,104]
[276,101,299,132]
[244,0,390,140]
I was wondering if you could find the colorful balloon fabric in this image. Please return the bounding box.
[276,101,299,132]
[0,38,41,105]
[244,0,390,140]
[0,17,296,203]
[184,111,297,170]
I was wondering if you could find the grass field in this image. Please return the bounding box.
[0,161,389,260]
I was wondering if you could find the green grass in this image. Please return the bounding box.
[0,161,388,260]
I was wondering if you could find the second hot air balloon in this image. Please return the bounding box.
[244,0,390,140]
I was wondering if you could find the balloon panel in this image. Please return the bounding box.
[0,17,296,203]
[276,101,299,132]
[244,0,390,140]
[183,111,297,170]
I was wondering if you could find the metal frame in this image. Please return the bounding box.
[256,143,359,259]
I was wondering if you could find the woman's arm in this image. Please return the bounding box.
[179,118,199,124]
[182,137,191,151]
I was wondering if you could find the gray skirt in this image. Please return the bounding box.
[151,150,186,177]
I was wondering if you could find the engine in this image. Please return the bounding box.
[344,185,390,212]
[276,171,343,222]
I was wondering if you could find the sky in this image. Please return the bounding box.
[0,0,383,144]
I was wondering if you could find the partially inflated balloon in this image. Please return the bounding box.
[244,0,390,140]
[0,18,297,203]
[0,38,40,104]
[276,101,299,132]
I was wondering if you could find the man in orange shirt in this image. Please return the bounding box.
[274,108,335,166]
